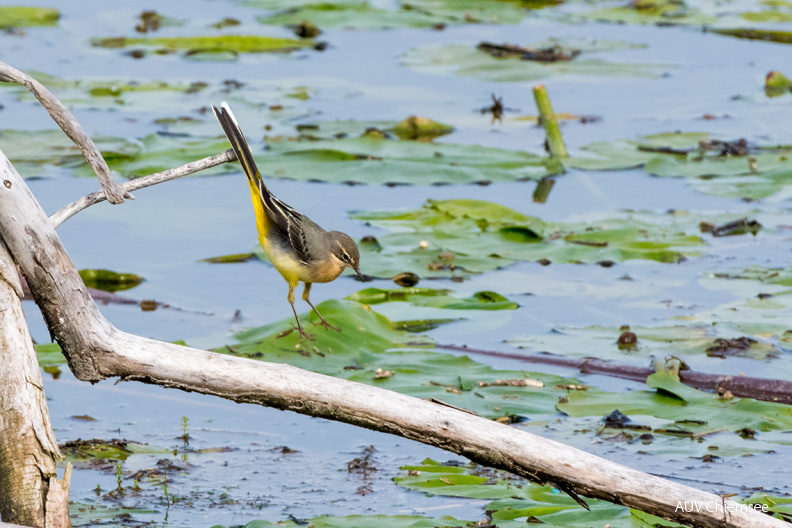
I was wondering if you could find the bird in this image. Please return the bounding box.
[213,102,364,340]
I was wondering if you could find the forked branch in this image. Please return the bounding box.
[0,60,128,204]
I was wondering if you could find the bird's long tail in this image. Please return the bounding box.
[212,102,269,194]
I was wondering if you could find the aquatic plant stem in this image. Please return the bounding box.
[532,84,568,159]
[436,343,792,405]
[0,60,129,205]
[50,149,236,227]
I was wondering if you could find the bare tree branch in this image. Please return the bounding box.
[0,148,787,528]
[0,60,128,205]
[50,149,236,227]
[0,237,70,526]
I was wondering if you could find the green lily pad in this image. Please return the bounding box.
[101,133,234,178]
[79,269,144,293]
[570,0,717,25]
[221,299,576,421]
[558,370,792,441]
[347,287,519,310]
[401,39,664,83]
[0,129,140,178]
[508,324,781,362]
[569,132,792,200]
[351,199,703,278]
[211,514,476,528]
[262,135,550,184]
[710,28,792,44]
[0,6,59,28]
[254,0,546,30]
[35,343,67,367]
[395,459,684,527]
[91,35,314,59]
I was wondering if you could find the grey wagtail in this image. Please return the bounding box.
[213,102,364,340]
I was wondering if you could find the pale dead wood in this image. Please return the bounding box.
[50,149,236,227]
[0,60,128,204]
[0,149,787,528]
[0,237,69,527]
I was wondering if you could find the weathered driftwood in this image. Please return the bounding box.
[0,60,128,205]
[0,236,70,527]
[438,344,792,405]
[0,150,787,528]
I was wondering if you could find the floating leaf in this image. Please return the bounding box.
[347,287,518,310]
[402,39,664,83]
[396,459,684,527]
[91,35,314,59]
[221,299,576,420]
[0,6,59,28]
[79,269,144,292]
[569,132,792,200]
[710,28,792,44]
[262,135,550,184]
[569,0,717,25]
[351,199,704,277]
[255,0,544,30]
[558,370,792,445]
[508,324,781,363]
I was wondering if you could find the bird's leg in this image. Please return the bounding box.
[288,283,314,341]
[303,283,341,332]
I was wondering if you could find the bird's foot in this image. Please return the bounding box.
[292,324,315,341]
[313,319,341,332]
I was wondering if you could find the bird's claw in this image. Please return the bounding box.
[313,320,341,332]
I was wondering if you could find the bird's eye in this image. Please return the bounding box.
[341,253,350,261]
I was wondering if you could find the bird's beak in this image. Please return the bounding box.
[354,266,366,282]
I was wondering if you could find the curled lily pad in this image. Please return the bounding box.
[0,6,59,28]
[765,70,792,97]
[392,116,453,140]
[402,39,664,83]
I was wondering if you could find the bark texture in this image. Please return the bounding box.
[0,238,69,527]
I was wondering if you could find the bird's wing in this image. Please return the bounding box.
[253,179,313,264]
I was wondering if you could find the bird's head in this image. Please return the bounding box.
[329,231,365,281]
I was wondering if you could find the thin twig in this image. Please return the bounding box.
[0,61,129,204]
[50,149,236,227]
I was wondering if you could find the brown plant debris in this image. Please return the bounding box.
[477,42,581,62]
[699,218,761,237]
[705,337,756,358]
